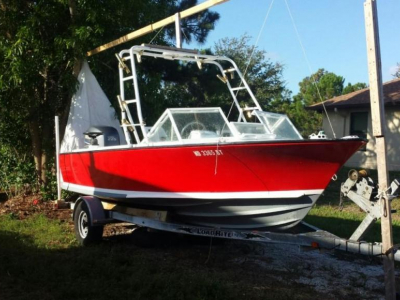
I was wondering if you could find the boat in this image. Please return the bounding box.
[59,44,365,230]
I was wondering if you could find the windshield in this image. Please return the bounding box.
[147,114,179,142]
[146,108,233,143]
[170,109,232,139]
[253,111,303,140]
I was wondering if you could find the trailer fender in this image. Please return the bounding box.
[73,196,108,226]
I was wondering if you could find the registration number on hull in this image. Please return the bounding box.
[193,150,223,157]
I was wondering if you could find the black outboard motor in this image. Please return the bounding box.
[84,126,120,147]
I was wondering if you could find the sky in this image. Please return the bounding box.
[189,0,400,95]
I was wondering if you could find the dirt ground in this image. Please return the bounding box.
[0,195,72,222]
[0,194,399,299]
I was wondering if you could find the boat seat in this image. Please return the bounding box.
[188,130,219,140]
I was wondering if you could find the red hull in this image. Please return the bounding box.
[60,139,364,229]
[60,140,364,196]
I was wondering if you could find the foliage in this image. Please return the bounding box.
[147,34,291,124]
[394,63,400,78]
[0,0,219,195]
[284,95,322,138]
[296,69,345,107]
[166,0,220,45]
[342,82,367,94]
[40,161,58,201]
[213,34,291,115]
[0,145,36,196]
[288,69,367,137]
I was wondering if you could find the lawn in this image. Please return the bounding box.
[0,213,332,300]
[0,167,398,300]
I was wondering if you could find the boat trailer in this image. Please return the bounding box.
[71,169,399,261]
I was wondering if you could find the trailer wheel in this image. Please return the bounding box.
[74,201,103,245]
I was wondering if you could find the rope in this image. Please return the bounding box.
[241,0,275,83]
[283,0,337,139]
[215,0,275,175]
[148,25,166,45]
[181,28,190,44]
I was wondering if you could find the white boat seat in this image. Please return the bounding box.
[188,130,219,140]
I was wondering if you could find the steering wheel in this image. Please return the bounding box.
[180,121,206,138]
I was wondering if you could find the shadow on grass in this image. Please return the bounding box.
[0,229,228,300]
[0,226,332,300]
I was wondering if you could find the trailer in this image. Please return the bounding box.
[71,170,400,261]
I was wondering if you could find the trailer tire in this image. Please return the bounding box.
[74,201,103,245]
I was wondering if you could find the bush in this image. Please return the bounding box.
[40,161,58,201]
[0,145,37,196]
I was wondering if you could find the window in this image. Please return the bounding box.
[350,112,368,150]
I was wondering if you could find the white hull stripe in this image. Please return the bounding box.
[62,182,323,199]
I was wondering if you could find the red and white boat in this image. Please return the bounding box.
[60,45,365,230]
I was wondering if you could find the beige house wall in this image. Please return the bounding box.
[321,107,400,171]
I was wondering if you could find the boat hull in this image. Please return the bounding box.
[60,139,364,229]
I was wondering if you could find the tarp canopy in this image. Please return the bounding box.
[60,61,124,153]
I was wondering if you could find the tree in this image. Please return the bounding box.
[288,69,367,137]
[343,82,367,94]
[141,34,290,124]
[166,0,220,45]
[0,0,219,189]
[394,63,400,78]
[285,94,322,137]
[285,69,344,136]
[213,35,290,114]
[296,69,344,106]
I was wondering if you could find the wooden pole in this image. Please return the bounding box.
[87,0,229,56]
[364,1,396,299]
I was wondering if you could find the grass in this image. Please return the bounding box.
[0,214,329,300]
[0,213,76,249]
[0,167,399,299]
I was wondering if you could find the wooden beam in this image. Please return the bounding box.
[364,1,396,299]
[87,0,229,56]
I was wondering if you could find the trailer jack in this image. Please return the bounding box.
[340,169,399,242]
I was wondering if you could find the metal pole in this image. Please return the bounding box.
[55,116,61,201]
[175,13,182,48]
[364,1,396,298]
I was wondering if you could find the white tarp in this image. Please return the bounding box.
[60,61,125,153]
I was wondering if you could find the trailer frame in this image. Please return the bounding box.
[72,195,400,261]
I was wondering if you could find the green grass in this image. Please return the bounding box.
[0,213,76,249]
[0,214,329,300]
[1,167,399,299]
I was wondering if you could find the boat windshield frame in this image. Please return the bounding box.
[253,111,303,140]
[145,107,234,144]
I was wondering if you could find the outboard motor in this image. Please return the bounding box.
[84,126,120,147]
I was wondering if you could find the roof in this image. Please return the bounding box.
[307,78,400,111]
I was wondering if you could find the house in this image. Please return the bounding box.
[307,78,400,171]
